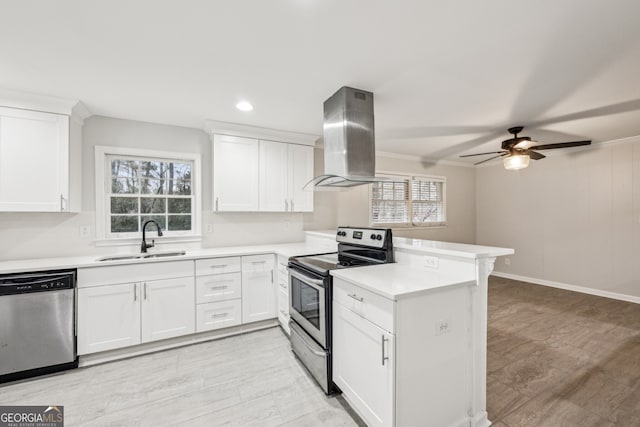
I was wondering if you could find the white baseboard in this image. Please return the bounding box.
[491,271,640,304]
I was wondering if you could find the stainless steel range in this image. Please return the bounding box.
[288,226,394,394]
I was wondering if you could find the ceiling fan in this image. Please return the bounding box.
[460,126,591,170]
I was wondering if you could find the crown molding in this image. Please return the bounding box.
[203,119,319,146]
[0,88,91,124]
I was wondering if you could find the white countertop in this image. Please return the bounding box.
[0,242,334,275]
[331,263,476,300]
[301,230,512,259]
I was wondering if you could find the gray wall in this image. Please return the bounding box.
[335,154,477,244]
[476,137,640,300]
[0,116,336,260]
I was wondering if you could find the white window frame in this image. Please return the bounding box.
[95,146,202,245]
[369,172,447,228]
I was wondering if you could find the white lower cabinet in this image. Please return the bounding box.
[276,255,290,334]
[77,282,141,354]
[332,276,472,427]
[333,301,395,427]
[196,299,242,331]
[77,261,194,355]
[141,277,195,343]
[242,254,276,323]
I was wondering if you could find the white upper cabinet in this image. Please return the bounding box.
[0,107,71,212]
[210,126,316,213]
[259,140,289,211]
[259,141,314,212]
[288,144,314,212]
[213,134,260,212]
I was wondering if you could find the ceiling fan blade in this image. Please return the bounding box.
[460,151,506,158]
[530,140,591,150]
[474,153,507,166]
[527,150,546,160]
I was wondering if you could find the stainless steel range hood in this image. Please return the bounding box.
[306,86,386,189]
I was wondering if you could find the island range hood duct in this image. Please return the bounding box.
[306,86,386,189]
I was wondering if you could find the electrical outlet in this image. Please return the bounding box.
[424,255,439,269]
[205,223,214,233]
[79,226,90,238]
[504,258,511,265]
[435,319,451,336]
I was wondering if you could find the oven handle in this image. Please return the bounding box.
[287,267,325,289]
[290,322,327,357]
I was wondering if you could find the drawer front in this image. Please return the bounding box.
[276,275,289,294]
[196,273,241,303]
[277,287,289,318]
[196,299,242,332]
[195,257,241,276]
[333,277,395,333]
[277,288,290,335]
[242,254,274,272]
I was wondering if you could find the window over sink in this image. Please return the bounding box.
[95,146,201,243]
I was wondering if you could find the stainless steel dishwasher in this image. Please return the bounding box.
[0,269,78,383]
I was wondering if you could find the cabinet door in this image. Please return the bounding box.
[259,140,288,211]
[213,134,259,211]
[333,301,395,427]
[241,254,276,323]
[0,107,69,212]
[288,144,314,212]
[142,277,195,343]
[77,283,141,355]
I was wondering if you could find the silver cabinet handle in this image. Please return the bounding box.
[381,335,389,366]
[210,285,228,290]
[133,283,137,302]
[211,264,227,269]
[285,199,289,211]
[279,309,286,315]
[215,197,219,211]
[348,293,364,302]
[271,270,274,283]
[291,200,294,211]
[212,313,228,318]
[144,283,148,300]
[60,194,66,212]
[252,260,267,264]
[279,281,287,290]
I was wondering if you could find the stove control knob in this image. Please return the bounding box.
[376,234,382,240]
[370,234,376,239]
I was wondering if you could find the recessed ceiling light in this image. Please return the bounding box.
[236,101,253,112]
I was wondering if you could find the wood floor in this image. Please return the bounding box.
[2,276,638,426]
[488,276,640,426]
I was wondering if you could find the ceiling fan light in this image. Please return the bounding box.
[503,154,530,171]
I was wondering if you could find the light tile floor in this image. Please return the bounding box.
[0,327,364,426]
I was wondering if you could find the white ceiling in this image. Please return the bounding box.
[2,0,640,164]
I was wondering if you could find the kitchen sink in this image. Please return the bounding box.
[142,251,187,258]
[97,251,187,262]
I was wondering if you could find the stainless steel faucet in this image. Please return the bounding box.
[141,219,163,253]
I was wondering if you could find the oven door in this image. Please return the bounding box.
[288,267,327,348]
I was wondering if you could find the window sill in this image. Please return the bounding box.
[95,235,203,247]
